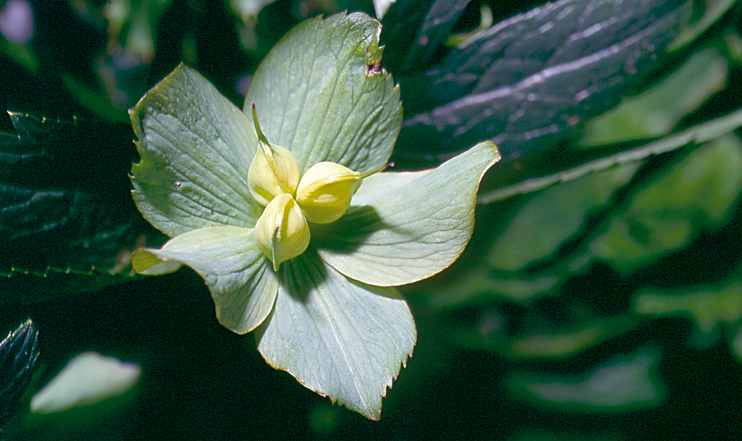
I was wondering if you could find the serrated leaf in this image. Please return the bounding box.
[0,112,164,300]
[132,226,278,333]
[312,141,499,286]
[245,12,402,174]
[255,249,415,420]
[398,0,690,144]
[0,320,38,426]
[130,64,262,238]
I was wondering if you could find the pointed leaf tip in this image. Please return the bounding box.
[316,140,501,286]
[256,251,416,419]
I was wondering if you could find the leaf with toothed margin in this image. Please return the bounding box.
[0,320,39,426]
[127,13,417,420]
[129,64,263,239]
[0,112,165,302]
[255,249,416,420]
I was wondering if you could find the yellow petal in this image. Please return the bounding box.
[296,162,361,224]
[254,193,310,271]
[247,104,301,206]
[296,161,387,224]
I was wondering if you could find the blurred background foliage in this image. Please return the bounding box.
[2,0,742,439]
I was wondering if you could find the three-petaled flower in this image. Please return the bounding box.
[128,12,500,419]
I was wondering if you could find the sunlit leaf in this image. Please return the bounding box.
[584,134,742,274]
[485,163,639,272]
[668,0,738,50]
[256,250,415,420]
[245,12,401,174]
[130,64,262,238]
[314,141,499,286]
[30,352,140,413]
[635,282,742,335]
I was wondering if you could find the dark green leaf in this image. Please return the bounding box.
[130,64,262,238]
[380,0,470,73]
[0,112,165,302]
[581,134,742,274]
[390,0,692,185]
[478,108,742,202]
[0,320,38,426]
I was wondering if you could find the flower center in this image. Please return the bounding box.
[248,104,385,270]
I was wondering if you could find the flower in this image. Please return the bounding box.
[245,102,388,270]
[253,192,310,271]
[128,12,500,420]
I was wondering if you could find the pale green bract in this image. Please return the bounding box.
[128,12,500,420]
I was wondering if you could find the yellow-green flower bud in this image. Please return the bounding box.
[296,162,387,224]
[247,104,301,206]
[254,193,310,271]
